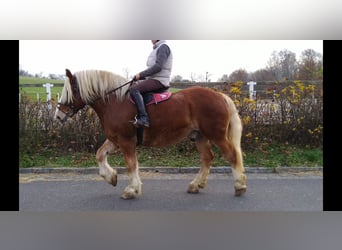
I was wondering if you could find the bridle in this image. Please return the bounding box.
[56,102,81,119]
[56,77,135,119]
[56,76,83,119]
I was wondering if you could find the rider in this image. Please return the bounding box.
[130,40,173,128]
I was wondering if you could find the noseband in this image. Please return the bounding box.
[56,102,82,119]
[56,76,83,118]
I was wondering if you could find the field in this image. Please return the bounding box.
[19,76,64,101]
[19,76,64,84]
[19,76,179,101]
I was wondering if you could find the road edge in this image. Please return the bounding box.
[19,166,323,174]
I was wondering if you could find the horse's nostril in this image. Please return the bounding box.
[55,114,62,121]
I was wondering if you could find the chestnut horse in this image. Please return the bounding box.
[55,69,247,199]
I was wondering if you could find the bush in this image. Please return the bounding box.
[215,80,323,151]
[19,97,106,156]
[19,81,323,160]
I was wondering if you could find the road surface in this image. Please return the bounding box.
[19,171,322,211]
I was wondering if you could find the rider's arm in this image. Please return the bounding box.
[139,44,171,78]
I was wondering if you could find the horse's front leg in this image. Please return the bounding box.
[120,144,142,200]
[96,139,118,186]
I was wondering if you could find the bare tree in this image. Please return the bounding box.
[228,69,249,82]
[267,50,297,81]
[218,74,229,82]
[205,72,212,82]
[122,67,130,80]
[279,49,297,80]
[250,69,274,81]
[171,75,183,82]
[227,48,322,82]
[190,72,197,82]
[297,49,323,80]
[266,51,281,81]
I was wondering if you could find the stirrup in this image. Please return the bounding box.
[129,115,150,128]
[129,115,139,127]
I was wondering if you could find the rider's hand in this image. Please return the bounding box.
[133,74,140,81]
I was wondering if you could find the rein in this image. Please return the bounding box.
[106,79,134,96]
[90,79,135,104]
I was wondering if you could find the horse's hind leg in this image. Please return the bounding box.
[188,136,214,193]
[214,138,247,196]
[96,139,118,186]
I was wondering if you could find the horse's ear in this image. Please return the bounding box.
[66,69,73,80]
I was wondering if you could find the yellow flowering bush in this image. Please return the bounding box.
[221,80,323,150]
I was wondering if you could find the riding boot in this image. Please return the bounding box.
[130,90,150,128]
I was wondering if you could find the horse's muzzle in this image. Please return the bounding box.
[54,109,68,122]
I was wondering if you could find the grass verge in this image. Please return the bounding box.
[19,144,322,169]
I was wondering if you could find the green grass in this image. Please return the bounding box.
[19,144,322,169]
[244,145,323,168]
[19,76,64,101]
[19,76,64,84]
[19,76,180,101]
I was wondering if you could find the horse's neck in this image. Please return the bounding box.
[90,96,131,120]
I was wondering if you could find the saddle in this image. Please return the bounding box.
[129,87,172,106]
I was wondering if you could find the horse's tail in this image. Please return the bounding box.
[221,93,244,168]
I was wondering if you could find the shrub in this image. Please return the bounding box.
[217,80,323,150]
[19,81,323,158]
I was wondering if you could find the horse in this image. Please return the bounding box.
[54,69,247,199]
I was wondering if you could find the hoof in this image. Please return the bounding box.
[111,174,117,187]
[121,187,141,200]
[187,183,200,194]
[234,187,247,197]
[100,171,117,187]
[198,182,207,189]
[120,192,136,200]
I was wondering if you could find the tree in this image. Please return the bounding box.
[297,49,323,80]
[228,69,249,82]
[250,69,274,81]
[279,49,297,80]
[171,75,183,82]
[19,65,31,77]
[190,72,197,82]
[122,67,130,80]
[218,74,229,82]
[205,72,212,82]
[267,50,297,81]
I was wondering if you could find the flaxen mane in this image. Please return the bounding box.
[60,70,129,104]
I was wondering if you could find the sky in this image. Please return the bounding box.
[19,40,323,82]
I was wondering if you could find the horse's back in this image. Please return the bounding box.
[149,86,230,124]
[142,86,231,145]
[175,86,230,117]
[176,86,227,103]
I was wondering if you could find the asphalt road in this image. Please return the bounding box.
[19,172,322,211]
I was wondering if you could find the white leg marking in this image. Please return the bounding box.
[96,139,118,185]
[125,169,142,195]
[99,158,117,184]
[188,168,210,193]
[231,168,247,190]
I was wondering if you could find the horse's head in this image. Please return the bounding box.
[54,69,86,122]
